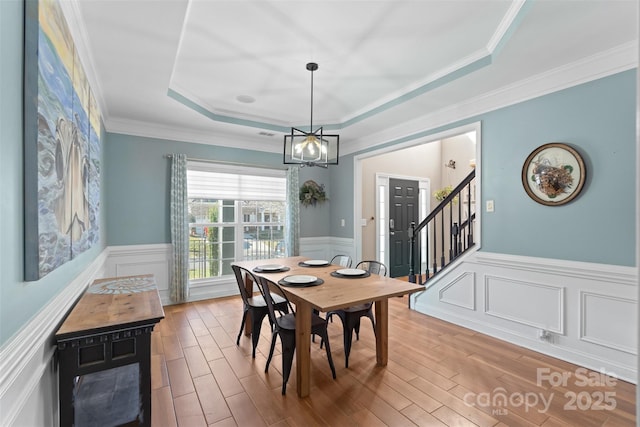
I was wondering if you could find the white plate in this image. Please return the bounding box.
[258,264,285,271]
[304,259,329,266]
[283,275,317,284]
[336,268,367,276]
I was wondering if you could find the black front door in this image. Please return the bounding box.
[388,178,419,278]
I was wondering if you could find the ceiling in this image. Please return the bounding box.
[65,0,637,155]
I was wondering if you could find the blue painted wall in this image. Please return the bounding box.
[104,134,331,245]
[342,70,637,265]
[297,165,331,237]
[0,0,107,346]
[480,72,636,263]
[104,70,636,266]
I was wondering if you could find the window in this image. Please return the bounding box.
[187,161,286,281]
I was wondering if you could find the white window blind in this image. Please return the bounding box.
[187,161,286,201]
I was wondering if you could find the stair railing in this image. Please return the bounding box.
[409,169,476,284]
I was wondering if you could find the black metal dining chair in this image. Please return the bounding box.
[256,276,336,394]
[355,260,387,277]
[231,264,289,358]
[330,254,352,268]
[325,260,387,368]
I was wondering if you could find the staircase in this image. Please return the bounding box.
[409,169,476,284]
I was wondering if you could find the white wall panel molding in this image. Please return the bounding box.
[299,237,332,261]
[580,292,637,355]
[107,243,172,258]
[330,237,356,262]
[0,250,108,426]
[189,281,238,301]
[115,260,168,278]
[106,244,173,305]
[412,252,637,383]
[484,275,564,334]
[474,252,637,286]
[439,272,476,310]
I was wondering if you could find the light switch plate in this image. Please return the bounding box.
[486,200,494,212]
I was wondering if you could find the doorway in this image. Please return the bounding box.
[375,175,429,278]
[389,178,418,277]
[354,123,481,274]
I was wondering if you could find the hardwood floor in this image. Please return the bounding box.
[150,295,636,426]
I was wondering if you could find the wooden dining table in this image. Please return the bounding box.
[232,256,424,397]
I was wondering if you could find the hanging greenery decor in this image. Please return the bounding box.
[299,180,328,207]
[433,185,458,204]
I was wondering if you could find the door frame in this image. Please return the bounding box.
[375,173,430,274]
[353,121,482,269]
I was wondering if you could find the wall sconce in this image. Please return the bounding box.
[445,159,456,169]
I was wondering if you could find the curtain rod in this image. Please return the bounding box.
[164,154,288,171]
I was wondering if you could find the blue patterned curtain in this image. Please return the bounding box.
[285,167,300,256]
[170,154,189,302]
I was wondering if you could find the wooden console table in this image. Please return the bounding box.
[55,274,164,427]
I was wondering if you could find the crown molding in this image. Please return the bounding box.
[106,117,281,153]
[343,41,637,156]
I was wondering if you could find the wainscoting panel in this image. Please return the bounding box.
[581,291,637,355]
[439,272,475,310]
[329,237,356,264]
[300,236,355,264]
[484,275,564,334]
[116,261,169,289]
[299,236,332,260]
[412,251,638,382]
[105,244,173,305]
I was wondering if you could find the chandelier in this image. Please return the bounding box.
[283,62,339,167]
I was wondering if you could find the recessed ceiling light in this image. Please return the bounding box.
[236,95,255,104]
